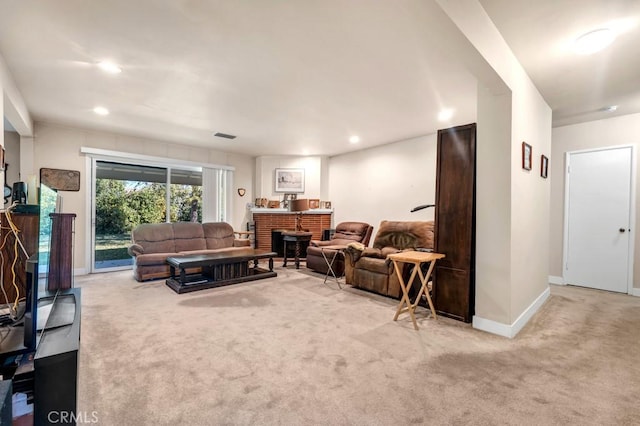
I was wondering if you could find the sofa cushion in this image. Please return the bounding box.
[203,222,235,249]
[132,223,175,254]
[373,221,434,250]
[179,246,251,256]
[380,246,402,257]
[355,256,391,275]
[173,222,206,252]
[362,247,385,258]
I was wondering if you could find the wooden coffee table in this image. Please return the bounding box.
[166,248,277,294]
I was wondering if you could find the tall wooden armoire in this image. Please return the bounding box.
[433,123,476,323]
[0,212,39,306]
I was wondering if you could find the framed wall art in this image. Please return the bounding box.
[522,142,532,171]
[275,168,305,193]
[541,155,549,179]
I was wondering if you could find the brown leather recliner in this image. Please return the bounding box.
[306,222,374,276]
[344,220,434,298]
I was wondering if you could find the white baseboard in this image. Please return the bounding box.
[548,275,564,285]
[473,286,551,338]
[632,288,640,297]
[74,268,89,276]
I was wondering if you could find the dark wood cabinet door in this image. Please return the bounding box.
[48,213,76,290]
[0,212,39,306]
[433,123,476,322]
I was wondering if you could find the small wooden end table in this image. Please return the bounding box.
[387,250,445,330]
[282,231,313,269]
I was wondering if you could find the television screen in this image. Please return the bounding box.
[37,183,57,279]
[21,183,58,350]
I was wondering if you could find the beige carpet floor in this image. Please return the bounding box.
[76,265,640,425]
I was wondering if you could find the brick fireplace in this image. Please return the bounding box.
[252,211,332,252]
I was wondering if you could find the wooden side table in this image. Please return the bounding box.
[387,251,445,330]
[282,231,313,269]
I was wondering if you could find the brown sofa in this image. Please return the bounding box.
[127,222,251,281]
[344,220,434,298]
[306,222,374,276]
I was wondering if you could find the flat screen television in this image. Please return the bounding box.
[34,183,75,334]
[24,182,60,350]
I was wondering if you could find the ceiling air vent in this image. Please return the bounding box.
[214,132,236,139]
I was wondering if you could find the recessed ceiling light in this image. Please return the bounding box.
[573,28,615,55]
[602,105,618,112]
[97,61,122,74]
[93,106,109,116]
[349,136,360,144]
[438,108,454,121]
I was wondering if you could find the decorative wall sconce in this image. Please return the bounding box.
[237,188,246,197]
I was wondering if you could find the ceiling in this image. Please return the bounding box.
[480,0,640,127]
[0,1,638,157]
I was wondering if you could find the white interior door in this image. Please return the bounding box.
[564,146,633,293]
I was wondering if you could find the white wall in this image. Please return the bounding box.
[329,134,438,232]
[507,69,552,324]
[1,54,32,136]
[3,131,20,207]
[255,155,327,201]
[33,122,255,273]
[437,0,552,334]
[551,112,640,291]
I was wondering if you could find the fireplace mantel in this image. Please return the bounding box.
[252,210,333,252]
[250,208,333,214]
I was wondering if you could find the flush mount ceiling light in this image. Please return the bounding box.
[602,105,618,112]
[349,135,360,144]
[97,61,122,74]
[573,28,615,55]
[93,106,109,116]
[438,108,454,121]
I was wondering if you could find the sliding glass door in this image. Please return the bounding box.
[92,161,203,271]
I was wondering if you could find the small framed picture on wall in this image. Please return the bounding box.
[541,155,549,179]
[275,168,305,193]
[522,142,532,171]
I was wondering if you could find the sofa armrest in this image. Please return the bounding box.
[233,239,251,247]
[128,244,144,257]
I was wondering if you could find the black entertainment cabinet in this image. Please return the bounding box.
[34,288,81,425]
[1,288,81,425]
[0,288,81,426]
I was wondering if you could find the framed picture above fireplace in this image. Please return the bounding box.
[275,168,305,193]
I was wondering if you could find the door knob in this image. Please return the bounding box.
[619,228,626,233]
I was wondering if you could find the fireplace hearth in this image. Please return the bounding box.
[252,211,332,252]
